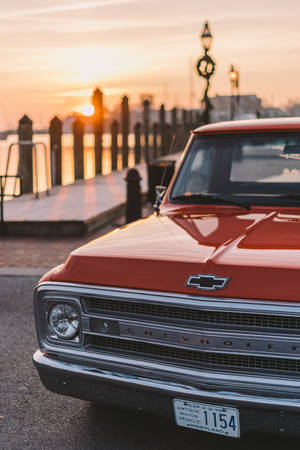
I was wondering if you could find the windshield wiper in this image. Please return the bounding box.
[172,193,250,210]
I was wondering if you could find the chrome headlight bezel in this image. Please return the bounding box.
[46,300,80,342]
[34,286,83,349]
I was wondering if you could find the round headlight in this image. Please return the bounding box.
[49,303,79,340]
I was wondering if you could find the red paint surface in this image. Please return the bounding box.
[42,205,300,302]
[41,119,300,302]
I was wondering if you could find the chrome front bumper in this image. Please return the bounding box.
[34,350,300,436]
[33,283,300,436]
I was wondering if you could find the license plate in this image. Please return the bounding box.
[173,399,240,438]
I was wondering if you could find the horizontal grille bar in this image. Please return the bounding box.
[86,335,300,375]
[83,297,300,332]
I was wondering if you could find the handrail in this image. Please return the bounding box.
[32,142,50,199]
[4,141,51,199]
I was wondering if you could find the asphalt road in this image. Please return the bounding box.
[1,276,299,450]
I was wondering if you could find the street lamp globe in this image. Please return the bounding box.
[229,65,239,88]
[200,21,213,52]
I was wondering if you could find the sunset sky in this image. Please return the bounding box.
[1,0,300,129]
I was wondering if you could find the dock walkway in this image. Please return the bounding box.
[3,154,180,236]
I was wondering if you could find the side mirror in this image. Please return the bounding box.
[153,185,167,212]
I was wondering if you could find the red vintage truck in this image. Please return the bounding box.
[34,118,300,438]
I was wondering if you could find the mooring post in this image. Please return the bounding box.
[49,116,62,185]
[191,110,196,129]
[152,122,159,160]
[171,107,177,135]
[125,168,142,224]
[73,116,84,180]
[187,110,193,130]
[165,123,173,153]
[143,99,150,163]
[121,95,130,169]
[196,110,202,126]
[134,122,141,165]
[92,88,103,175]
[182,109,188,132]
[159,104,166,155]
[111,120,118,171]
[18,115,33,194]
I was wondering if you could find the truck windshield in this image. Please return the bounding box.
[171,133,300,206]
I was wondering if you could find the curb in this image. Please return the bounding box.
[0,267,51,277]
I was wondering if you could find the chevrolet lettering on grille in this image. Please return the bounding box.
[185,273,230,291]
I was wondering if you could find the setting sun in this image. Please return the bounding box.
[77,104,95,117]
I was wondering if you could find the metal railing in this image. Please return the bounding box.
[4,141,50,199]
[0,175,22,233]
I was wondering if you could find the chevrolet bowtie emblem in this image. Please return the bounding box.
[185,273,230,291]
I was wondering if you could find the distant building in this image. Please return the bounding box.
[210,94,262,122]
[285,103,300,117]
[260,106,289,118]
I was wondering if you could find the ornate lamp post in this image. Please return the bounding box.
[196,21,216,124]
[229,64,239,120]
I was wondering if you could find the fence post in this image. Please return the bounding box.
[92,88,103,175]
[134,122,142,165]
[159,104,166,155]
[111,120,118,171]
[49,116,62,185]
[18,115,33,194]
[191,110,196,129]
[73,116,84,180]
[121,95,130,169]
[182,109,188,132]
[125,168,142,224]
[187,110,193,130]
[152,122,159,160]
[165,123,173,153]
[171,107,177,135]
[196,111,202,126]
[143,99,150,163]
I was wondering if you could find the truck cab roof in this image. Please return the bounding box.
[193,117,300,135]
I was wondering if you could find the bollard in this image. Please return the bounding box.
[143,99,150,163]
[152,122,159,160]
[49,116,62,185]
[159,104,166,155]
[165,123,173,153]
[73,116,84,180]
[191,110,196,129]
[196,111,202,126]
[187,110,193,130]
[18,115,33,194]
[111,120,118,171]
[171,107,177,135]
[92,88,104,175]
[134,122,141,165]
[121,95,130,169]
[182,109,188,132]
[125,168,142,224]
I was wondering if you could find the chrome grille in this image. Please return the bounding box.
[74,287,300,379]
[86,335,300,375]
[83,296,300,333]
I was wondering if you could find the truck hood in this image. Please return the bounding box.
[48,208,300,302]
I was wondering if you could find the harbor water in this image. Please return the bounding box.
[0,133,136,197]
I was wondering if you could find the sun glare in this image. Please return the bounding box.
[77,104,95,116]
